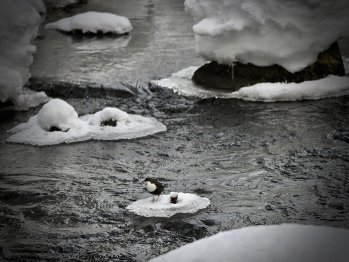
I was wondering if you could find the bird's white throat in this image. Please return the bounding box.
[145,181,156,192]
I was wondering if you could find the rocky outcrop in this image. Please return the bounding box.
[192,42,345,91]
[28,78,134,98]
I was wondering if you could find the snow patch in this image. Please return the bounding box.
[152,67,349,101]
[184,0,349,72]
[45,11,132,34]
[126,193,210,217]
[150,224,349,262]
[7,99,166,146]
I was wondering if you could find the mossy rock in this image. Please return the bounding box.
[192,42,345,91]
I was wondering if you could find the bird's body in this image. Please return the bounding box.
[144,177,164,201]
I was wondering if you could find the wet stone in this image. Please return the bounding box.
[100,119,117,127]
[192,42,345,91]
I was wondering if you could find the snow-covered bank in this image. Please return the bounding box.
[153,67,349,101]
[45,12,132,34]
[151,224,349,262]
[0,0,49,110]
[7,99,166,146]
[184,0,349,73]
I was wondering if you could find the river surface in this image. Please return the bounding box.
[1,0,349,261]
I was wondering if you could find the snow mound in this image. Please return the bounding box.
[151,224,349,262]
[184,0,349,72]
[37,99,81,131]
[126,193,210,217]
[45,11,132,34]
[152,67,349,101]
[7,99,166,146]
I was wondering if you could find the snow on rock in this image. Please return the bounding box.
[0,0,49,110]
[126,193,210,217]
[37,99,81,132]
[45,11,133,34]
[184,0,349,73]
[86,107,129,126]
[7,99,166,146]
[153,67,349,101]
[150,224,349,262]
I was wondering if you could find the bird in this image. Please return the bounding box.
[144,177,165,202]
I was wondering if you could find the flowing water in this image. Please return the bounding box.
[1,0,349,261]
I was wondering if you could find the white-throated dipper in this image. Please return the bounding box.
[144,177,164,201]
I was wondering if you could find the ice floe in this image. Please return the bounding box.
[7,99,166,146]
[45,11,132,34]
[126,193,210,217]
[151,224,349,262]
[152,67,349,101]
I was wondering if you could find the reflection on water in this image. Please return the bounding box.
[32,0,203,85]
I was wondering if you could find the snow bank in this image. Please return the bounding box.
[7,99,166,146]
[151,224,349,262]
[45,12,132,34]
[126,193,210,217]
[152,67,349,101]
[184,0,349,72]
[0,0,49,110]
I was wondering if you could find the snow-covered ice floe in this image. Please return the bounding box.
[126,193,210,217]
[7,99,166,146]
[45,11,132,34]
[152,66,349,101]
[150,224,349,262]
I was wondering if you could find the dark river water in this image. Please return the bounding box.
[1,0,349,261]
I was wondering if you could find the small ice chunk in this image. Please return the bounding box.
[170,192,178,198]
[45,11,133,34]
[126,193,210,217]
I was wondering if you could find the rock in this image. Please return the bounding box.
[48,126,69,132]
[27,77,134,98]
[192,42,345,91]
[100,119,117,127]
[0,100,15,111]
[0,100,15,120]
